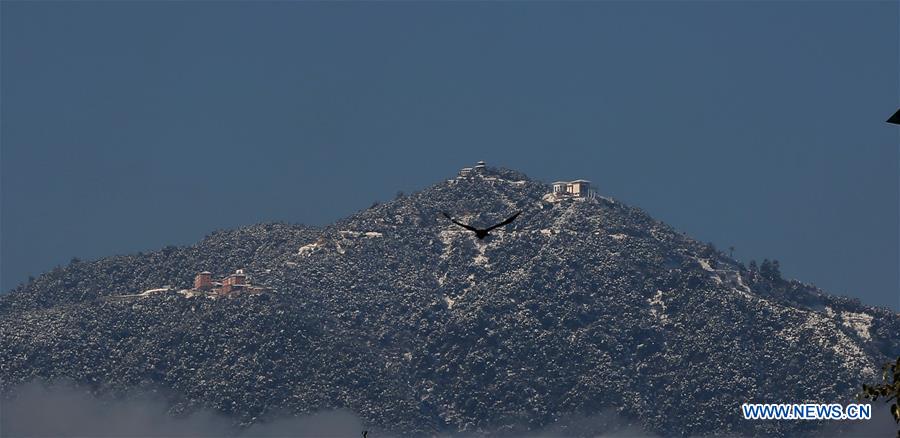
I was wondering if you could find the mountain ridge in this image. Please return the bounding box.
[2,165,898,437]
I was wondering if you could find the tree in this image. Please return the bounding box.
[859,356,900,437]
[759,259,782,281]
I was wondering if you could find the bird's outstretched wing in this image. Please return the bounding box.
[442,212,479,232]
[484,211,521,232]
[888,108,900,125]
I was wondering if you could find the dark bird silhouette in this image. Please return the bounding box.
[442,211,521,239]
[888,108,900,125]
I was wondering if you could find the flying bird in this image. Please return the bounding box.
[442,211,521,239]
[888,108,900,125]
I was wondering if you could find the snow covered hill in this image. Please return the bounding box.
[2,165,898,437]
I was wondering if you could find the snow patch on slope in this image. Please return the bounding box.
[840,311,873,341]
[778,312,877,378]
[473,243,489,266]
[298,241,324,257]
[438,230,459,260]
[647,290,668,324]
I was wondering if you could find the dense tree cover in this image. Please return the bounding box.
[2,167,898,437]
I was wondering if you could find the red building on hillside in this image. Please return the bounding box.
[192,269,266,297]
[194,271,213,290]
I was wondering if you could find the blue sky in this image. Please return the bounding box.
[1,1,897,309]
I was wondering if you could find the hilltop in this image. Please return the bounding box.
[2,164,898,437]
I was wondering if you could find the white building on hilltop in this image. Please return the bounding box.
[552,180,592,198]
[459,161,487,177]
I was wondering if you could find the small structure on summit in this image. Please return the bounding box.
[458,161,487,177]
[551,180,592,198]
[191,269,267,297]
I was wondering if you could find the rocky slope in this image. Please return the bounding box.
[2,166,898,437]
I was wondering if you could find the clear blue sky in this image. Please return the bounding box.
[2,2,897,310]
